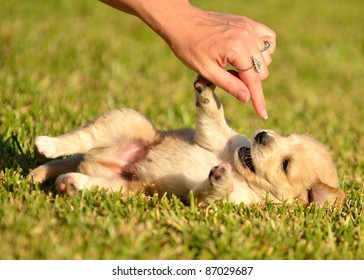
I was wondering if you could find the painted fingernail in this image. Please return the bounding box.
[261,108,269,120]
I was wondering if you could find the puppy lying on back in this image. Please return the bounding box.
[30,76,345,206]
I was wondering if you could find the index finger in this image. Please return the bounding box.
[241,73,268,119]
[232,53,269,119]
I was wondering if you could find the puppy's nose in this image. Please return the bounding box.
[254,131,268,145]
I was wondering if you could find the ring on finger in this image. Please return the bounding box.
[260,41,271,53]
[239,56,262,73]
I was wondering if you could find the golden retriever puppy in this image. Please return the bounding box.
[30,76,345,206]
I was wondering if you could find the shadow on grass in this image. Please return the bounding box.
[0,132,35,172]
[0,133,55,191]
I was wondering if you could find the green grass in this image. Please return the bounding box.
[1,0,363,259]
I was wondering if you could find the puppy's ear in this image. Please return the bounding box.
[308,183,346,206]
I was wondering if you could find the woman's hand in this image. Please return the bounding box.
[100,0,276,119]
[161,6,276,119]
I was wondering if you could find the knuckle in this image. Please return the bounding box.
[226,30,253,54]
[270,30,277,41]
[229,37,244,54]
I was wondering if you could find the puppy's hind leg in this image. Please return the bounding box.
[35,109,157,158]
[30,155,83,183]
[193,76,235,151]
[55,173,126,195]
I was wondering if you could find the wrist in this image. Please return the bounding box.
[135,0,196,45]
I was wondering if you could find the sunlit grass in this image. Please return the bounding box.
[1,0,363,259]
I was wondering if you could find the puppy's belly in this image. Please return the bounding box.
[117,141,150,167]
[135,141,220,197]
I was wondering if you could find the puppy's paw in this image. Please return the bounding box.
[35,136,59,159]
[29,166,47,183]
[209,162,232,188]
[56,174,80,196]
[194,75,216,94]
[194,75,221,112]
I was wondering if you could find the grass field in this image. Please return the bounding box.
[1,0,363,259]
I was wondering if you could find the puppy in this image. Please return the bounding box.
[30,76,345,206]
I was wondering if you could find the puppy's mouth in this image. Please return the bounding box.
[238,147,255,173]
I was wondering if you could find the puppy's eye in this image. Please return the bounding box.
[282,159,289,173]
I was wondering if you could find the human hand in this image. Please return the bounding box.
[161,5,276,119]
[99,0,276,118]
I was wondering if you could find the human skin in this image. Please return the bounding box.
[99,0,276,119]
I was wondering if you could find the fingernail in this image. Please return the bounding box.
[261,108,269,120]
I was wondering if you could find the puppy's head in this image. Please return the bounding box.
[234,130,345,206]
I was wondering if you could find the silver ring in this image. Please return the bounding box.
[239,56,262,73]
[239,42,269,73]
[261,41,271,52]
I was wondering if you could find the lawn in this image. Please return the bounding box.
[0,0,363,259]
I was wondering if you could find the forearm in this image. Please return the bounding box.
[99,0,195,45]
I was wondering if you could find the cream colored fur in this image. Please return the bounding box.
[30,76,345,206]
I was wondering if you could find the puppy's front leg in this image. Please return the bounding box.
[193,76,236,151]
[192,162,234,205]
